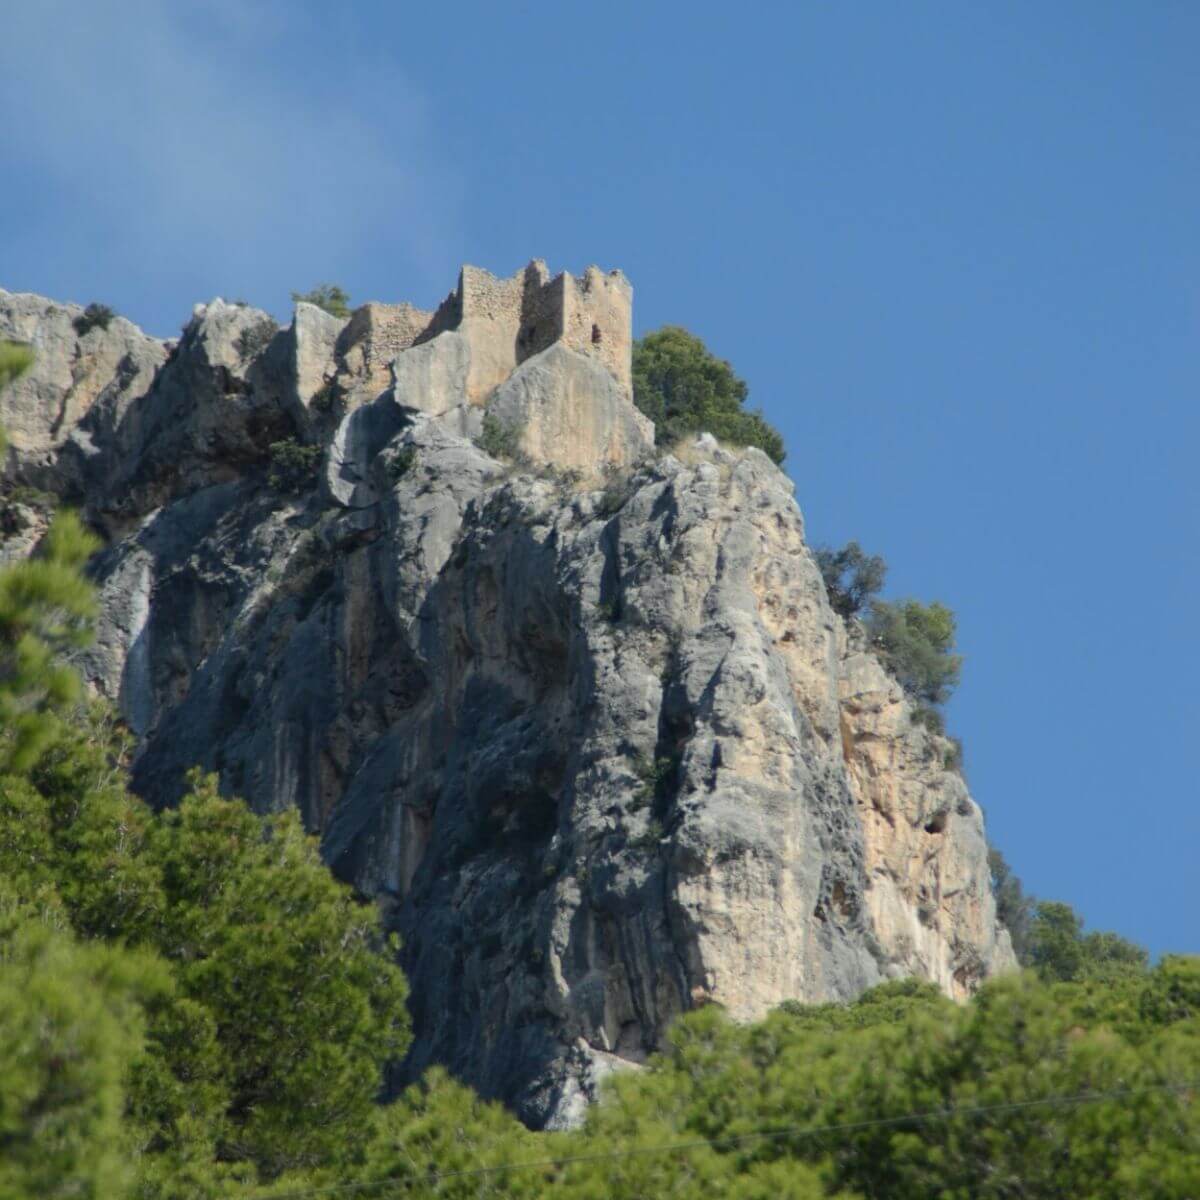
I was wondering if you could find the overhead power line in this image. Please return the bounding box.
[254,1078,1197,1199]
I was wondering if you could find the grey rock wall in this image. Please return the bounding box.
[1,274,1014,1129]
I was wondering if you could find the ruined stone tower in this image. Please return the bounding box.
[307,261,649,489]
[326,260,634,414]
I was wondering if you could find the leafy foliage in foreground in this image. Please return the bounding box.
[574,970,1200,1200]
[633,326,786,463]
[0,726,411,1188]
[0,896,161,1200]
[0,512,99,770]
[0,339,34,392]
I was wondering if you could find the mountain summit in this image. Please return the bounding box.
[0,267,1013,1126]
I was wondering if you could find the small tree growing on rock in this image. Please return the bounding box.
[72,303,116,336]
[867,598,962,707]
[267,439,322,493]
[814,540,887,619]
[291,284,352,320]
[632,326,785,463]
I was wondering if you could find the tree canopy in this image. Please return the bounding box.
[291,283,352,319]
[632,326,786,463]
[867,598,963,708]
[814,541,888,619]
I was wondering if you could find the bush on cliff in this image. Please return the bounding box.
[815,540,888,619]
[291,283,352,319]
[0,897,161,1200]
[867,597,962,707]
[267,437,322,492]
[633,325,786,463]
[1026,899,1149,983]
[73,302,117,336]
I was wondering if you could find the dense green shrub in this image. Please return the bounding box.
[291,283,352,319]
[868,598,962,706]
[815,541,888,619]
[267,438,322,492]
[73,302,116,336]
[632,326,785,463]
[0,741,411,1182]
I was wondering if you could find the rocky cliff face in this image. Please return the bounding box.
[0,265,1014,1127]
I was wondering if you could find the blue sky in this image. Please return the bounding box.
[2,1,1196,955]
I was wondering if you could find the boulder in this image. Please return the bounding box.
[485,343,654,478]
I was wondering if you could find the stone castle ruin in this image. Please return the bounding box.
[292,261,652,499]
[333,261,633,406]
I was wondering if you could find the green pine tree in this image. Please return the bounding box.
[633,326,786,463]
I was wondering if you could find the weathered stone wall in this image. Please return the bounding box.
[410,262,633,405]
[558,267,633,398]
[456,262,547,402]
[336,302,435,409]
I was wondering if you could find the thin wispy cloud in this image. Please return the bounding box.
[0,1,462,332]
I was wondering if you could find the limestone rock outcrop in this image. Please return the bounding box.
[0,289,167,493]
[0,264,1015,1129]
[487,344,654,478]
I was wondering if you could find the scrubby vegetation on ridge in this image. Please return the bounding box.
[73,302,117,336]
[478,410,522,461]
[814,541,888,620]
[291,283,352,320]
